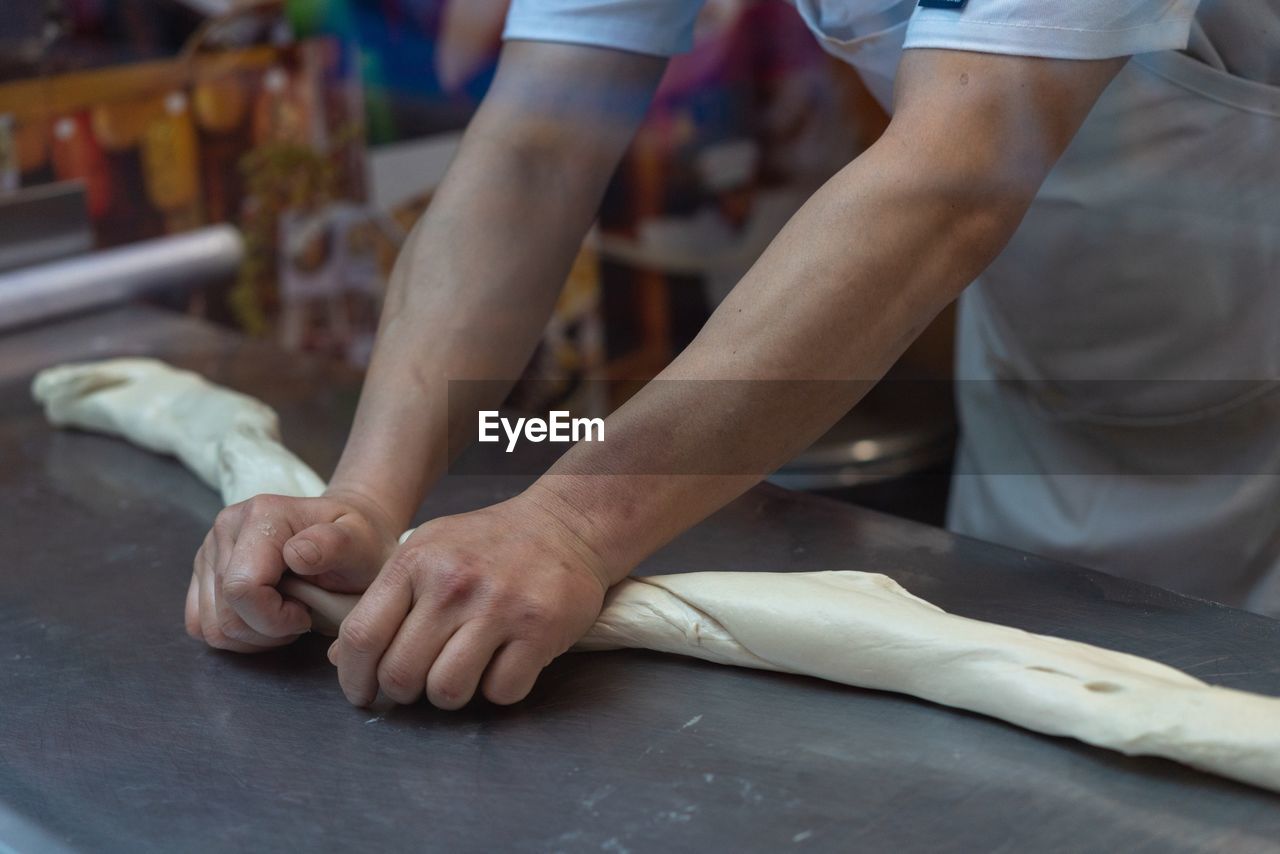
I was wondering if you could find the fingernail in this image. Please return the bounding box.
[291,539,321,566]
[327,641,337,664]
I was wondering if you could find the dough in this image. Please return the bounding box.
[34,359,326,504]
[34,358,1280,794]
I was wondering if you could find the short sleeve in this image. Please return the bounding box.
[903,0,1202,59]
[503,0,708,57]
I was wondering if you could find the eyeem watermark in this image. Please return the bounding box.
[478,410,605,453]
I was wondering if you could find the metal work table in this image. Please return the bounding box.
[3,306,1279,853]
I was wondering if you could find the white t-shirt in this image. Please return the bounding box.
[503,0,1201,67]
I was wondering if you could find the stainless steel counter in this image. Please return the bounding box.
[2,307,1279,853]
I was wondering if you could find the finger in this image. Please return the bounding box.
[426,622,506,710]
[284,520,382,591]
[199,553,220,641]
[211,502,246,535]
[480,640,553,706]
[185,571,201,639]
[376,604,459,704]
[336,563,414,706]
[210,518,289,649]
[213,583,293,648]
[284,521,351,574]
[185,532,212,640]
[277,576,356,637]
[215,608,287,649]
[221,503,311,637]
[199,559,259,653]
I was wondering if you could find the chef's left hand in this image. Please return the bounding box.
[329,493,610,708]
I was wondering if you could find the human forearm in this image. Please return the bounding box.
[526,50,1126,581]
[526,140,1009,577]
[328,42,666,529]
[326,49,1130,711]
[326,135,588,530]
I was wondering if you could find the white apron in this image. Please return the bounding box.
[794,2,1280,613]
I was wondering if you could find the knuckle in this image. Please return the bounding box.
[203,627,232,649]
[383,549,484,607]
[508,596,555,635]
[216,609,249,640]
[338,618,379,654]
[415,517,447,537]
[426,674,469,710]
[377,659,421,702]
[431,562,480,605]
[212,507,237,533]
[240,494,284,522]
[243,494,275,513]
[381,550,423,586]
[221,574,254,604]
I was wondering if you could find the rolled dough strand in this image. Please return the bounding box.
[33,358,326,504]
[33,358,1280,794]
[279,570,1280,794]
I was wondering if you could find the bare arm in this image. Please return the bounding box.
[185,41,665,653]
[526,49,1127,580]
[331,48,1128,708]
[328,40,668,531]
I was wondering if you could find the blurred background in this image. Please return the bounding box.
[0,0,957,524]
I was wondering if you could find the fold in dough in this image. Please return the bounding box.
[34,357,1280,794]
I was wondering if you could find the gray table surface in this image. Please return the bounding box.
[2,306,1279,854]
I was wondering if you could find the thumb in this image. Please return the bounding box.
[283,520,386,592]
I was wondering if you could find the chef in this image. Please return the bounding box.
[185,0,1280,709]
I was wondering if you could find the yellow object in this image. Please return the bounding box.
[141,93,200,213]
[90,98,161,151]
[193,76,248,133]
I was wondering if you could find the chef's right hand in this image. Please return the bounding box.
[185,489,399,652]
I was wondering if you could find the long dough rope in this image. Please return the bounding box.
[33,358,1280,794]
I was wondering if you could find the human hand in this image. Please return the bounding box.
[185,489,400,652]
[330,493,610,708]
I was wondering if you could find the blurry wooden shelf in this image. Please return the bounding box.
[0,46,279,120]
